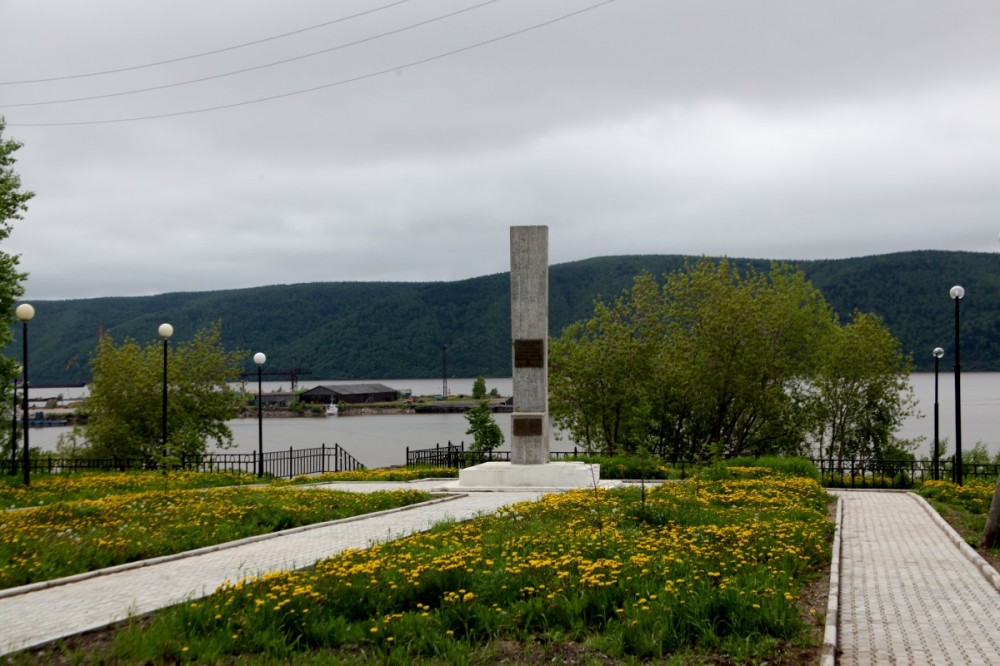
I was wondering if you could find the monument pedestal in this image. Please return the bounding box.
[458,461,600,490]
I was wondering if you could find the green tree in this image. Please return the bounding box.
[550,259,837,460]
[656,260,834,459]
[964,442,993,467]
[465,399,504,453]
[808,311,916,463]
[0,118,32,467]
[471,375,487,400]
[83,321,246,463]
[549,274,659,455]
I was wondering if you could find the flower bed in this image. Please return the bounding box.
[0,484,429,589]
[108,467,833,663]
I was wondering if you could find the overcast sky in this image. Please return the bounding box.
[2,0,999,301]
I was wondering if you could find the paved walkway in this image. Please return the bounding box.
[3,483,1000,663]
[832,490,1000,665]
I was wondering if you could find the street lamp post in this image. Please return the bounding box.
[950,286,964,485]
[10,366,19,477]
[158,323,173,460]
[253,352,266,477]
[932,347,944,481]
[16,304,34,485]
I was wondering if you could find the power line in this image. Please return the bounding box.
[5,0,621,128]
[0,0,419,86]
[3,0,502,108]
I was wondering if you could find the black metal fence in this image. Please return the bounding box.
[8,443,364,480]
[814,457,1000,487]
[405,441,581,468]
[405,444,1000,489]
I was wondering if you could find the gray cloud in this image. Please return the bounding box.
[2,0,999,300]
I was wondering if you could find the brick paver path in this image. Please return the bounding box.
[835,490,1000,665]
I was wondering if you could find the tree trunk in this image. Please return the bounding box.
[980,471,1000,548]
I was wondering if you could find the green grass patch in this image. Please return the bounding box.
[914,479,1000,561]
[561,453,693,480]
[76,467,833,663]
[0,485,430,590]
[0,469,260,508]
[720,456,820,481]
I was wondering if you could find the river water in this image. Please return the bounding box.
[22,374,1000,467]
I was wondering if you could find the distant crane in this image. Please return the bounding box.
[240,367,313,391]
[64,354,86,386]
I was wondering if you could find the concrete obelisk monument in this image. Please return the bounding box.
[510,225,550,464]
[458,226,598,488]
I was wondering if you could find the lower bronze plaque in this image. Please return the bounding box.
[512,416,543,437]
[514,339,545,368]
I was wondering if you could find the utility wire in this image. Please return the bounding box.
[5,0,620,127]
[3,0,502,108]
[0,0,419,85]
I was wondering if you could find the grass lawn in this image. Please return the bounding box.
[0,470,431,590]
[12,466,835,664]
[914,478,1000,570]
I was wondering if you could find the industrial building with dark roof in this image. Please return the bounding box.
[299,383,398,405]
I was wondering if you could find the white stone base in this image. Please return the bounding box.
[458,461,600,490]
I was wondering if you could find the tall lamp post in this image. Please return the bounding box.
[253,352,266,477]
[949,286,964,485]
[10,366,19,476]
[16,304,34,486]
[158,323,173,459]
[932,347,944,481]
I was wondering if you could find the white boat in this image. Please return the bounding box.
[326,404,339,416]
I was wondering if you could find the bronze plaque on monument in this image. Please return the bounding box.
[512,416,543,437]
[514,339,545,368]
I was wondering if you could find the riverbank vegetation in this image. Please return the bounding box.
[9,250,1000,390]
[22,466,832,664]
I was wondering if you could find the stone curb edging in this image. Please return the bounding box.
[0,492,466,601]
[909,492,1000,592]
[820,496,843,666]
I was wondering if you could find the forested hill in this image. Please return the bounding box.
[9,250,1000,386]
